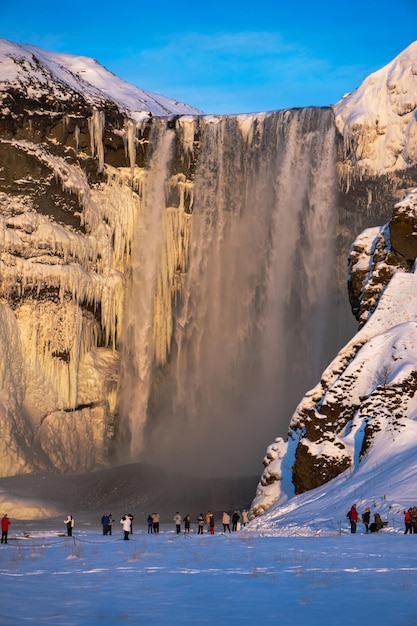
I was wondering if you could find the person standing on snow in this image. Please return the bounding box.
[362,507,370,533]
[197,513,204,534]
[404,509,412,534]
[101,512,110,535]
[147,514,153,534]
[152,512,160,534]
[232,510,241,531]
[348,504,358,533]
[1,514,10,544]
[183,514,191,533]
[410,506,417,533]
[174,512,182,534]
[120,514,131,540]
[242,509,249,527]
[222,511,231,533]
[209,512,215,535]
[64,515,74,536]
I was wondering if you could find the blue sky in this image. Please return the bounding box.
[2,0,417,114]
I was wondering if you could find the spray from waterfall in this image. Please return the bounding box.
[121,109,354,476]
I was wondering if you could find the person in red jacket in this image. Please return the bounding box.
[404,509,412,534]
[349,504,359,533]
[1,514,10,544]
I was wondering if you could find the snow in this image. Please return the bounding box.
[333,41,417,177]
[0,39,202,119]
[0,516,417,624]
[2,389,417,624]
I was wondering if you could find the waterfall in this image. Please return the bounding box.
[121,108,354,476]
[118,122,176,455]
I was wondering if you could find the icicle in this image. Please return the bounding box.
[74,125,80,153]
[88,108,105,173]
[124,119,137,179]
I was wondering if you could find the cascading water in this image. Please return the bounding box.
[118,122,176,456]
[121,108,354,476]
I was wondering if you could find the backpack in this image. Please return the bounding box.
[346,510,351,520]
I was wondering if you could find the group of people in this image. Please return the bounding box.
[221,509,249,533]
[100,513,114,535]
[403,507,417,533]
[1,509,250,544]
[144,510,250,536]
[147,513,161,534]
[347,504,386,533]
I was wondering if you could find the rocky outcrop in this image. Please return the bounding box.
[252,189,417,516]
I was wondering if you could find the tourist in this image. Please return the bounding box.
[174,512,182,534]
[197,513,204,534]
[120,514,131,540]
[101,512,110,535]
[404,509,412,534]
[242,509,249,527]
[222,511,231,533]
[1,514,10,544]
[64,514,74,536]
[147,514,153,533]
[362,507,370,533]
[348,504,358,533]
[232,510,241,531]
[152,512,160,534]
[209,512,215,535]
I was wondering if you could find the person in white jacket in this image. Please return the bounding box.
[173,512,181,534]
[120,514,131,540]
[64,515,74,536]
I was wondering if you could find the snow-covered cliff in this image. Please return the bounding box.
[0,39,201,475]
[334,41,417,180]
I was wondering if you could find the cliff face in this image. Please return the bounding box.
[0,40,201,475]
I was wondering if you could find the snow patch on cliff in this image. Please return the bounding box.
[334,41,417,177]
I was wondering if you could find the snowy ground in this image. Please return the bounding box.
[1,439,417,625]
[1,521,417,625]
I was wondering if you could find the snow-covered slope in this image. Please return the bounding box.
[333,41,417,177]
[249,414,417,536]
[251,188,417,524]
[0,38,202,119]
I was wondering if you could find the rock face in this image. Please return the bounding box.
[0,39,201,475]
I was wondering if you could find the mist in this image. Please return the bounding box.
[119,110,356,477]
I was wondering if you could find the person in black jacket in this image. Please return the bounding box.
[232,510,240,531]
[362,507,370,533]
